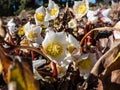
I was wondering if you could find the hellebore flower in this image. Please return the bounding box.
[73,0,89,19]
[45,0,59,21]
[24,22,43,43]
[42,30,69,64]
[32,58,46,80]
[77,53,97,79]
[68,19,77,29]
[34,6,49,26]
[67,34,80,54]
[99,8,112,23]
[87,10,98,24]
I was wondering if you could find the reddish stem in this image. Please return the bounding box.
[31,51,34,60]
[52,62,57,78]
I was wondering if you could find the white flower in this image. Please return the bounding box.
[34,6,49,26]
[32,58,46,80]
[99,8,112,23]
[24,22,42,43]
[42,30,69,64]
[77,53,97,79]
[100,8,111,17]
[67,34,80,54]
[7,18,16,35]
[73,0,89,19]
[87,10,98,24]
[68,19,77,29]
[45,0,59,21]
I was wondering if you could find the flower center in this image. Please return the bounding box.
[36,13,45,22]
[27,31,38,39]
[50,8,58,16]
[78,58,91,69]
[45,41,63,58]
[70,22,74,27]
[77,4,87,14]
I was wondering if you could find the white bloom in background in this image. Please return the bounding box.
[32,58,46,80]
[42,30,69,65]
[45,0,59,21]
[99,8,112,23]
[77,53,97,79]
[24,22,42,43]
[87,10,98,24]
[67,34,80,54]
[34,6,49,26]
[73,0,89,19]
[7,18,16,35]
[68,19,77,29]
[100,8,111,17]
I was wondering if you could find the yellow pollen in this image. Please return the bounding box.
[68,45,75,54]
[50,8,58,16]
[18,25,25,36]
[70,22,74,27]
[27,30,38,39]
[78,58,91,69]
[36,13,45,22]
[45,42,63,58]
[77,4,87,14]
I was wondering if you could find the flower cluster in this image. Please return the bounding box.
[1,0,120,82]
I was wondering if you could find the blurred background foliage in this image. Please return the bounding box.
[0,0,115,16]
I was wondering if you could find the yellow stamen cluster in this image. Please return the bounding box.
[50,8,58,16]
[68,45,75,54]
[45,41,63,58]
[77,4,87,14]
[36,13,45,22]
[78,57,91,69]
[27,31,38,39]
[18,25,25,36]
[70,22,74,27]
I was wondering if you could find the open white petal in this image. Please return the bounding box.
[45,0,59,21]
[35,6,46,14]
[101,8,111,17]
[48,0,55,9]
[67,34,79,48]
